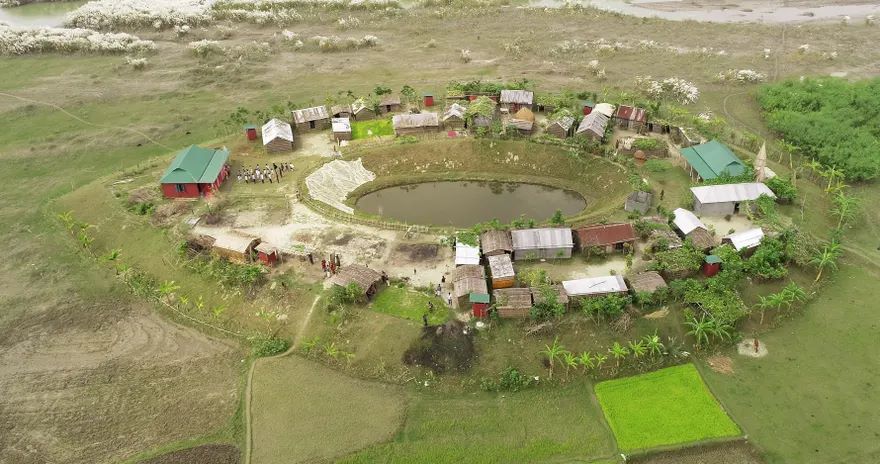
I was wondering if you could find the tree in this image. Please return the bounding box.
[530,285,565,321]
[549,209,565,226]
[757,292,786,324]
[373,85,391,96]
[580,294,631,322]
[810,240,841,282]
[608,341,629,367]
[642,331,665,357]
[540,337,567,379]
[685,314,711,349]
[628,340,647,358]
[400,84,416,104]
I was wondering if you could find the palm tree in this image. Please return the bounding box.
[577,351,595,371]
[832,191,860,230]
[593,354,608,371]
[628,340,647,358]
[810,241,841,282]
[642,332,665,357]
[685,315,711,350]
[608,341,630,367]
[540,337,567,379]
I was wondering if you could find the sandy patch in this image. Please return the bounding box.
[707,354,735,374]
[737,338,768,358]
[643,308,670,319]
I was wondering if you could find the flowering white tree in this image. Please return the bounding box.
[717,69,766,84]
[0,24,155,55]
[636,76,700,104]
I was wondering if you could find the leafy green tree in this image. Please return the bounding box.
[685,314,711,349]
[580,294,631,322]
[530,285,565,321]
[373,85,392,96]
[549,209,565,226]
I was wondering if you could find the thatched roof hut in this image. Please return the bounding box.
[329,264,383,297]
[493,287,533,318]
[480,229,513,256]
[629,271,667,294]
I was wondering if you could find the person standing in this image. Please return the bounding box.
[321,259,327,274]
[335,254,341,267]
[446,292,453,306]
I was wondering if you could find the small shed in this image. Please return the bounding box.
[244,124,258,141]
[723,228,764,252]
[576,223,637,254]
[331,117,352,142]
[442,103,467,130]
[507,107,535,134]
[423,93,434,107]
[703,254,722,277]
[329,264,383,299]
[392,112,439,135]
[378,95,402,113]
[160,145,230,199]
[575,111,609,140]
[493,287,533,318]
[480,230,513,257]
[351,100,376,120]
[330,104,352,119]
[291,106,330,131]
[613,105,648,131]
[625,191,653,214]
[261,118,294,153]
[686,228,716,251]
[211,232,259,263]
[455,240,481,266]
[672,208,706,235]
[531,285,569,309]
[579,100,595,116]
[470,292,491,318]
[499,89,534,112]
[451,264,488,309]
[510,228,574,261]
[691,183,776,216]
[680,140,747,181]
[546,114,575,139]
[255,242,280,266]
[628,271,667,295]
[487,254,515,289]
[593,103,615,118]
[562,275,628,299]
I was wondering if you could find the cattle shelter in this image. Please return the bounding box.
[510,228,574,260]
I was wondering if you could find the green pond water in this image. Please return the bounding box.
[0,1,86,28]
[355,181,586,227]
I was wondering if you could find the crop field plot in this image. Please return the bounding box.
[370,284,449,325]
[351,119,393,139]
[595,364,741,452]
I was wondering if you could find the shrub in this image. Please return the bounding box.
[0,25,156,55]
[580,294,632,321]
[65,0,215,30]
[252,337,291,357]
[329,282,364,306]
[189,39,223,57]
[481,366,534,392]
[124,56,149,69]
[643,159,671,172]
[631,137,661,151]
[766,176,797,201]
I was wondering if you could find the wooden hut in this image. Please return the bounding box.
[562,275,628,300]
[331,118,352,142]
[613,105,648,131]
[291,106,330,131]
[493,287,533,318]
[499,89,534,112]
[442,103,467,130]
[510,228,573,261]
[628,271,667,295]
[480,230,513,257]
[575,223,637,254]
[686,228,716,252]
[575,111,609,140]
[329,264,383,299]
[330,104,352,119]
[531,285,569,310]
[351,100,377,120]
[507,107,535,135]
[392,112,439,135]
[487,254,515,289]
[451,264,488,310]
[470,292,491,318]
[546,115,575,139]
[160,145,230,199]
[210,232,259,263]
[261,118,294,153]
[255,242,280,266]
[244,124,258,141]
[378,95,402,113]
[624,191,653,214]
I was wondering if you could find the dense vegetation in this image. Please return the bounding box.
[758,78,880,181]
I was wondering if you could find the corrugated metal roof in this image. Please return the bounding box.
[392,112,439,129]
[455,241,481,266]
[672,208,706,235]
[594,103,615,117]
[443,103,466,121]
[379,94,401,106]
[724,228,764,251]
[291,105,329,124]
[331,117,351,132]
[680,140,746,180]
[453,277,488,298]
[691,183,775,204]
[614,105,647,123]
[160,145,229,184]
[510,228,573,251]
[576,223,637,247]
[451,264,485,282]
[562,275,628,296]
[261,118,293,143]
[551,115,575,131]
[576,111,609,137]
[500,89,534,104]
[487,254,515,279]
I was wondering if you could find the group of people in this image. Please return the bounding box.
[236,162,294,184]
[321,254,342,278]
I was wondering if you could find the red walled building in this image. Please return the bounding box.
[160,145,230,199]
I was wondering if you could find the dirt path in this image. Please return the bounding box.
[243,294,321,464]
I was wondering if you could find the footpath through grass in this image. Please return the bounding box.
[351,119,393,139]
[370,284,449,325]
[595,364,741,452]
[339,382,616,463]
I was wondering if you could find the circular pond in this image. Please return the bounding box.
[355,181,586,227]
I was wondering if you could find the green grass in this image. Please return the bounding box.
[595,364,741,452]
[370,285,449,325]
[339,382,616,463]
[251,354,406,464]
[351,119,393,139]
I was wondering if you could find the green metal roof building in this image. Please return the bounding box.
[160,145,230,198]
[680,140,747,181]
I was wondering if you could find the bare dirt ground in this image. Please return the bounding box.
[141,444,240,464]
[0,296,241,464]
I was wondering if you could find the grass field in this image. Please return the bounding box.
[251,354,406,464]
[595,364,741,452]
[338,382,617,463]
[371,284,450,325]
[351,119,393,139]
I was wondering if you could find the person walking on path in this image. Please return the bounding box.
[446,292,453,306]
[321,259,327,274]
[422,313,429,327]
